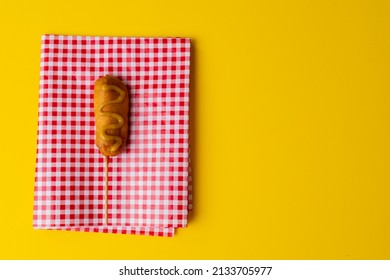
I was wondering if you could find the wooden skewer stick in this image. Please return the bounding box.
[105,156,109,225]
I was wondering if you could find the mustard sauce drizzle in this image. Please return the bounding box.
[99,84,126,152]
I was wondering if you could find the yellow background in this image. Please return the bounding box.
[1,0,390,259]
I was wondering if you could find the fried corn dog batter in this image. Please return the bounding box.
[94,75,129,157]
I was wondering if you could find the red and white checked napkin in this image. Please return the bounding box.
[34,35,191,237]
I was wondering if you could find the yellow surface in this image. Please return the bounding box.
[1,0,390,259]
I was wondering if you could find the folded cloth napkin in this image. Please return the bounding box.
[34,35,191,237]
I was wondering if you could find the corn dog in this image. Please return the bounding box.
[94,75,129,157]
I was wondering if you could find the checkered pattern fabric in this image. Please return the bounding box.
[34,35,190,237]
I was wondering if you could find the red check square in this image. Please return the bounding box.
[34,35,191,237]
